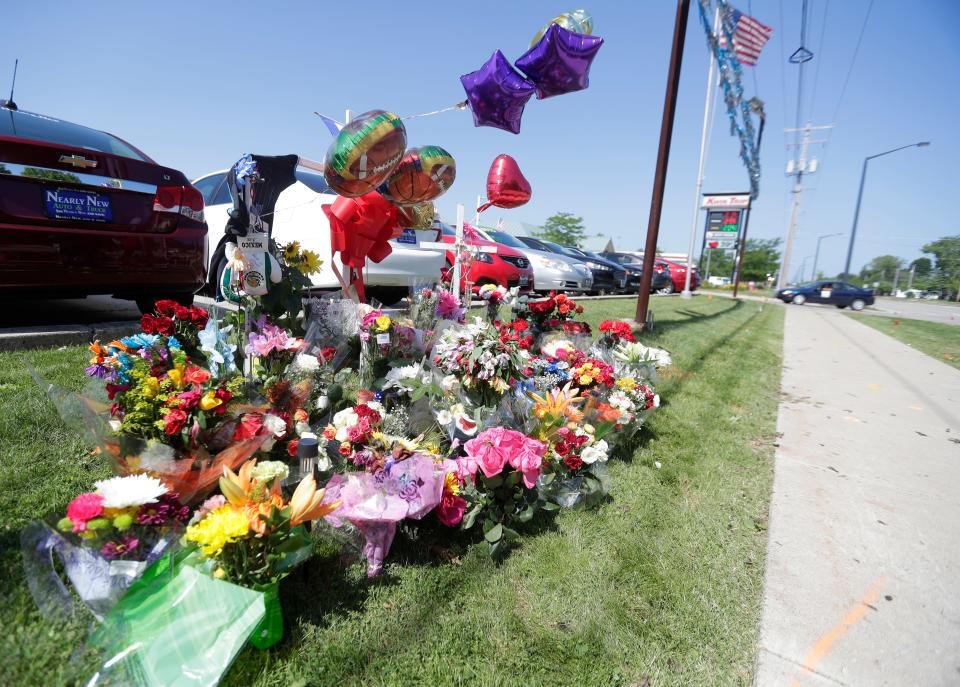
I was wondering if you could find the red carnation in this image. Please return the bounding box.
[563,454,583,471]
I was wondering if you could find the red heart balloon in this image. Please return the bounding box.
[478,154,532,212]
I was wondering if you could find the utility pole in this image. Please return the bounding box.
[892,268,900,295]
[778,122,832,289]
[906,265,915,291]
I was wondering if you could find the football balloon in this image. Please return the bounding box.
[323,110,407,197]
[379,146,457,206]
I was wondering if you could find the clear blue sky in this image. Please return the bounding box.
[6,1,958,277]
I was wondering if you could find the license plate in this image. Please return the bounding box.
[519,275,530,287]
[396,228,417,245]
[44,189,112,222]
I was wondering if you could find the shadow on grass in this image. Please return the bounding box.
[643,300,743,338]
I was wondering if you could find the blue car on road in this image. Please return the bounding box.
[776,280,875,310]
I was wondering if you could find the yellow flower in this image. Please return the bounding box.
[142,376,160,399]
[282,241,302,260]
[374,315,392,332]
[580,374,594,385]
[297,249,322,276]
[529,382,585,423]
[185,505,250,556]
[444,472,461,495]
[616,377,637,391]
[199,390,222,411]
[167,364,186,389]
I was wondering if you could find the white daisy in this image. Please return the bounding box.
[94,474,167,509]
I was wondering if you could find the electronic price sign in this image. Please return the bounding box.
[704,209,742,249]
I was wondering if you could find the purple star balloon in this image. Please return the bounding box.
[460,50,536,134]
[515,23,604,100]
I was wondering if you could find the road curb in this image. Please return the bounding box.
[0,321,141,352]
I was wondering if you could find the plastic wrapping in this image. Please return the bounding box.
[303,292,361,369]
[84,554,266,687]
[537,462,610,510]
[321,455,445,576]
[21,519,180,621]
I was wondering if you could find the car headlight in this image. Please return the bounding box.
[475,251,494,263]
[586,261,612,272]
[532,255,572,272]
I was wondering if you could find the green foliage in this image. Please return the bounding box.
[910,257,932,277]
[849,314,960,370]
[739,238,782,282]
[535,211,587,248]
[922,235,960,298]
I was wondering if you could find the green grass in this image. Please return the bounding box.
[847,313,960,369]
[2,295,784,686]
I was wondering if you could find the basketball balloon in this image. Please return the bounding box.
[378,145,456,206]
[323,110,407,197]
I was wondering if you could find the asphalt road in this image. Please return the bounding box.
[755,305,960,686]
[0,295,142,328]
[860,297,960,326]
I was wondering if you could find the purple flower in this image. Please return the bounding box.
[398,479,421,502]
[101,534,140,561]
[84,364,109,378]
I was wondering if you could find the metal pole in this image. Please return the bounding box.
[682,5,720,298]
[811,235,822,282]
[704,247,713,280]
[892,268,900,295]
[636,0,690,325]
[843,157,869,278]
[731,205,751,297]
[907,265,915,291]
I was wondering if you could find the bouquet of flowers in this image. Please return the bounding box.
[477,283,514,322]
[610,340,673,382]
[22,474,188,620]
[408,285,466,331]
[514,291,589,335]
[430,318,529,409]
[447,427,550,557]
[358,308,419,389]
[185,459,340,647]
[321,400,385,462]
[596,319,636,348]
[587,376,659,444]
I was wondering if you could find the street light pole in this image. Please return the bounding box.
[843,141,930,277]
[811,232,842,282]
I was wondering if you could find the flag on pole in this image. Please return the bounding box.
[718,7,773,66]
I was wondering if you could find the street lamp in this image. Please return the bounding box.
[811,232,843,282]
[843,141,930,277]
[797,255,813,283]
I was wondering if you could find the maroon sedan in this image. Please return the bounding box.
[0,102,207,313]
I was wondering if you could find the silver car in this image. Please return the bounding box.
[481,229,593,293]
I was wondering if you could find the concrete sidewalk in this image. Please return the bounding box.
[755,306,960,686]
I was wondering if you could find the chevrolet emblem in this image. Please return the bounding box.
[59,154,97,169]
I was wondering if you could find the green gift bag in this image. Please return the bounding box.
[247,582,283,650]
[85,559,266,687]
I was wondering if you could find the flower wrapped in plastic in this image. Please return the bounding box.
[512,291,588,335]
[21,475,189,621]
[584,375,660,448]
[408,282,466,332]
[302,290,362,368]
[610,340,673,382]
[428,317,530,410]
[320,454,446,576]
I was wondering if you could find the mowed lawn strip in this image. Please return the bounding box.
[847,313,960,370]
[1,296,784,686]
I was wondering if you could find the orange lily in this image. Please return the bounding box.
[289,475,340,525]
[529,382,586,424]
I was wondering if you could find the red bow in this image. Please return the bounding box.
[322,192,400,301]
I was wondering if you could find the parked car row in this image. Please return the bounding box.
[1,102,696,312]
[776,281,875,310]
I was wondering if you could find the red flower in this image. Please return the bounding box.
[287,439,299,457]
[436,491,467,526]
[563,454,583,471]
[163,408,188,436]
[184,366,211,385]
[140,314,158,334]
[233,413,264,440]
[558,304,570,315]
[512,319,528,332]
[152,316,175,336]
[319,347,337,363]
[189,307,209,328]
[173,390,201,410]
[154,300,178,316]
[214,388,233,414]
[105,383,129,400]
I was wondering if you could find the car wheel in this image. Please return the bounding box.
[792,294,806,305]
[659,282,675,295]
[366,287,407,307]
[135,292,194,315]
[850,299,866,311]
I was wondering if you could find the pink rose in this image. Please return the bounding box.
[509,438,547,489]
[66,492,105,532]
[464,428,509,479]
[436,492,467,526]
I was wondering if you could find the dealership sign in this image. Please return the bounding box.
[701,193,751,209]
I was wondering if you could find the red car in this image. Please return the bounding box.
[438,222,534,294]
[0,102,207,313]
[656,258,700,294]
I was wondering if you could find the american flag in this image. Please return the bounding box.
[718,7,773,66]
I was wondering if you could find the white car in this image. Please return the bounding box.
[192,161,446,304]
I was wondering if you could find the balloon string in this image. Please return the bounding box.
[400,100,469,120]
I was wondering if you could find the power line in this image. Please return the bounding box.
[808,0,830,122]
[830,0,876,123]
